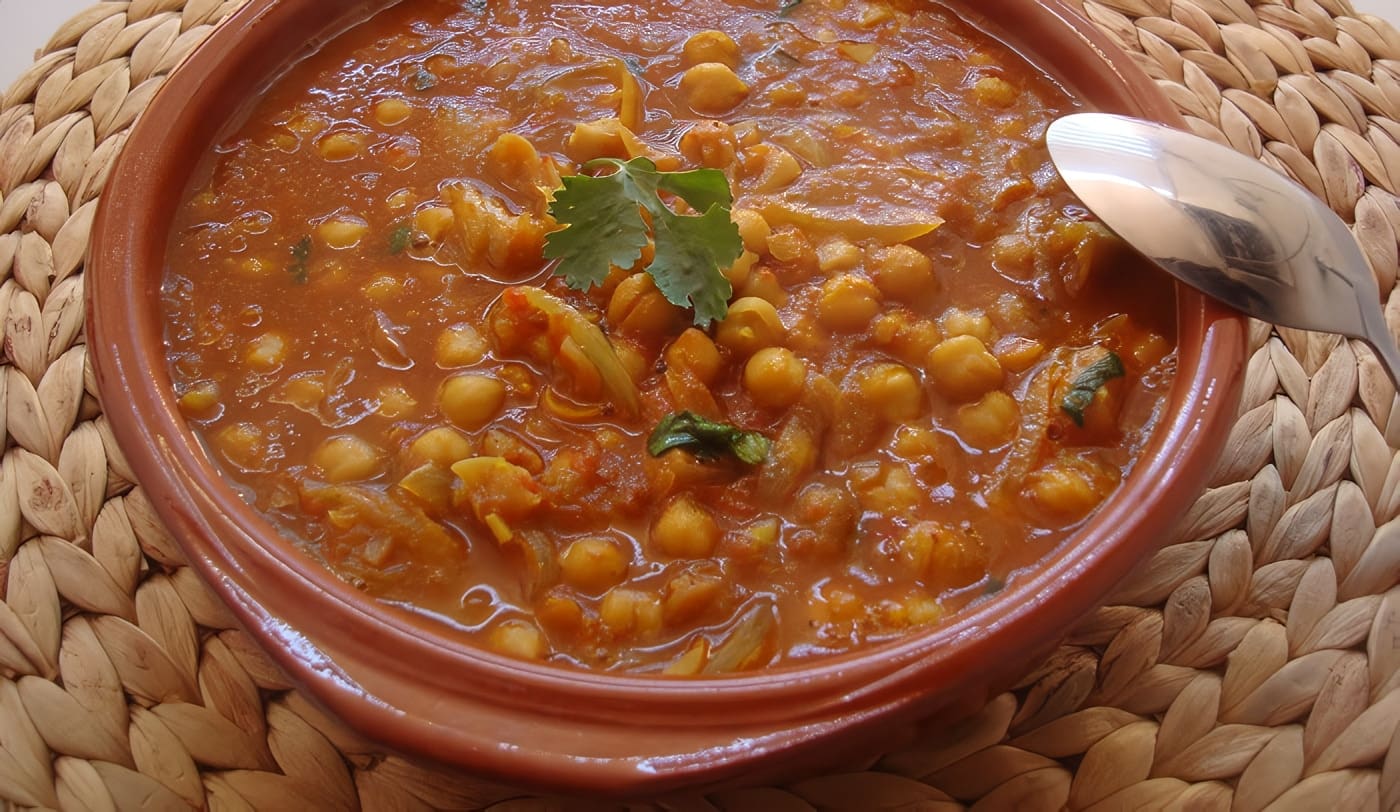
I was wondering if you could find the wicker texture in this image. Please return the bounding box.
[0,0,1396,809]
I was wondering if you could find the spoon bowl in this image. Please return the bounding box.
[1046,112,1400,385]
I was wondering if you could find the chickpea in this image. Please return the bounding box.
[599,588,663,637]
[451,456,542,523]
[178,381,220,416]
[903,594,944,626]
[860,464,922,513]
[665,328,723,385]
[898,520,987,587]
[317,131,368,161]
[379,136,420,171]
[973,76,1018,107]
[956,390,1019,449]
[679,119,738,168]
[893,425,941,461]
[607,273,685,336]
[744,347,806,410]
[817,275,882,332]
[408,426,473,467]
[1026,462,1106,518]
[731,208,771,253]
[536,592,585,637]
[991,233,1034,275]
[651,495,721,558]
[285,112,329,137]
[377,385,416,418]
[245,332,288,371]
[723,250,758,289]
[858,3,893,26]
[993,336,1045,373]
[926,334,1003,402]
[439,373,506,429]
[682,30,740,69]
[436,324,489,367]
[567,119,629,163]
[680,63,749,114]
[237,257,271,277]
[765,226,815,268]
[559,536,630,593]
[1129,332,1171,368]
[714,297,785,356]
[941,308,995,344]
[738,268,788,307]
[766,81,807,107]
[487,619,548,660]
[744,144,802,192]
[991,292,1033,331]
[362,274,401,301]
[791,483,859,558]
[481,429,544,475]
[317,216,369,249]
[859,362,923,422]
[662,567,725,626]
[311,435,386,483]
[817,237,862,275]
[613,339,649,384]
[374,98,412,126]
[214,423,267,471]
[414,206,455,242]
[870,244,935,300]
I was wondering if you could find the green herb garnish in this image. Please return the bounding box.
[544,156,742,327]
[779,0,803,16]
[647,411,770,465]
[388,223,412,255]
[1060,351,1124,426]
[412,67,438,91]
[288,235,312,284]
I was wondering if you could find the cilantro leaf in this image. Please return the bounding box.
[1060,350,1125,426]
[388,223,412,255]
[647,411,770,465]
[411,67,437,91]
[649,205,741,326]
[287,235,312,284]
[543,170,651,291]
[654,166,733,214]
[544,156,742,326]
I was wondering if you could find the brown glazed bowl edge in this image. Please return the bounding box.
[87,0,1248,797]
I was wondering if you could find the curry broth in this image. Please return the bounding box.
[163,0,1177,672]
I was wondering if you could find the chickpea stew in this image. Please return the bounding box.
[163,0,1178,673]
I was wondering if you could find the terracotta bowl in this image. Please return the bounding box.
[87,0,1247,797]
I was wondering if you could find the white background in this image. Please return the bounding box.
[1,0,1398,88]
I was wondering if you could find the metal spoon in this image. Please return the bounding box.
[1045,112,1400,387]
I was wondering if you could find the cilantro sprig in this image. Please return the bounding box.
[543,157,743,326]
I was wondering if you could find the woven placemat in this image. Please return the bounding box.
[0,0,1397,808]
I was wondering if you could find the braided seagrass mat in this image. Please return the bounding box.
[0,0,1398,808]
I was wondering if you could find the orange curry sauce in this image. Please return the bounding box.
[163,0,1177,672]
